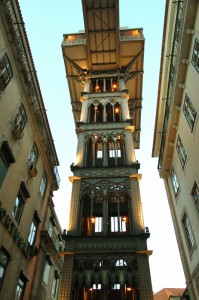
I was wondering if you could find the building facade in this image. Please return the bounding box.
[60,1,153,299]
[0,1,63,299]
[153,0,199,299]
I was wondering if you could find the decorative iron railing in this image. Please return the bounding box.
[62,34,86,46]
[158,1,185,172]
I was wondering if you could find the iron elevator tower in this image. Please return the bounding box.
[60,1,153,299]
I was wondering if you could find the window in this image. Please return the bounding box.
[0,53,13,91]
[42,256,53,286]
[12,104,27,140]
[94,217,103,233]
[28,211,41,246]
[183,93,197,131]
[176,135,187,168]
[51,270,60,298]
[170,167,179,196]
[93,284,101,290]
[12,182,30,224]
[96,142,103,159]
[192,182,199,213]
[192,38,199,72]
[13,104,27,131]
[113,284,120,290]
[0,247,10,289]
[15,271,28,300]
[110,216,126,233]
[182,213,195,250]
[39,173,47,198]
[108,139,122,158]
[0,141,15,188]
[28,143,38,167]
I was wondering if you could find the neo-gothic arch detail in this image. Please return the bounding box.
[80,178,130,193]
[88,96,122,107]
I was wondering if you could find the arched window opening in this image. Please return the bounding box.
[96,141,103,167]
[107,136,126,167]
[96,103,103,122]
[91,78,103,93]
[0,53,13,91]
[106,78,112,92]
[81,194,91,236]
[89,104,95,122]
[112,78,118,92]
[108,191,130,235]
[114,103,121,121]
[85,138,93,167]
[106,103,113,122]
[81,191,104,236]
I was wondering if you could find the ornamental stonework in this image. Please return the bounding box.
[88,95,123,105]
[80,177,130,193]
[64,236,136,253]
[79,121,131,131]
[73,166,139,178]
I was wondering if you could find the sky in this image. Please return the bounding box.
[18,0,186,294]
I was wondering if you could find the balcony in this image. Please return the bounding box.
[62,33,86,46]
[120,29,144,41]
[41,227,64,265]
[62,233,150,254]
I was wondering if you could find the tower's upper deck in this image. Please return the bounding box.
[62,0,144,146]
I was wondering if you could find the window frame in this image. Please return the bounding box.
[0,141,15,188]
[12,194,25,224]
[176,135,187,169]
[28,211,41,246]
[12,182,30,224]
[182,212,195,251]
[191,37,199,73]
[110,216,127,233]
[0,247,10,289]
[183,93,197,132]
[191,182,199,213]
[39,173,47,198]
[28,142,39,167]
[13,104,27,131]
[51,270,60,298]
[14,271,28,300]
[170,166,180,197]
[0,53,13,90]
[94,217,103,233]
[42,259,51,286]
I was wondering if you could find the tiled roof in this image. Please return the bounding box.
[154,288,185,300]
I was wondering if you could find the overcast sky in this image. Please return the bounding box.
[18,0,186,294]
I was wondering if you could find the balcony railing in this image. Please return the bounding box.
[158,1,185,172]
[62,34,86,46]
[120,29,144,41]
